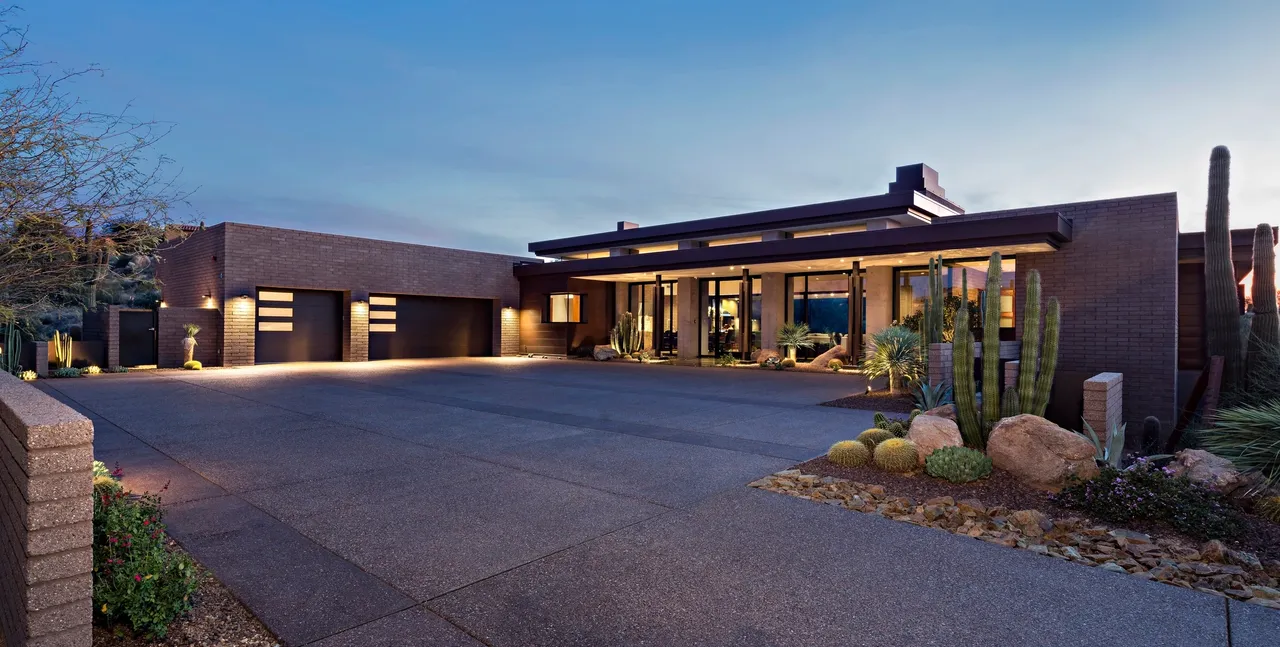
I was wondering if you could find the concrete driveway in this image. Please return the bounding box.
[44,359,1273,646]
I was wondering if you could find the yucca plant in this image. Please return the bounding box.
[1076,419,1127,468]
[861,325,922,395]
[1199,400,1280,490]
[911,380,953,411]
[776,322,814,361]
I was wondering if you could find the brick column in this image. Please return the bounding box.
[348,299,369,362]
[33,342,48,377]
[927,343,952,386]
[1083,372,1123,441]
[500,306,520,356]
[104,306,120,368]
[675,277,699,362]
[223,295,254,367]
[0,372,94,646]
[1004,360,1020,389]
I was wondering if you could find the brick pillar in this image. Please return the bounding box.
[105,306,121,368]
[0,372,94,646]
[33,342,48,377]
[223,295,255,367]
[1004,360,1020,390]
[500,306,520,356]
[1083,372,1123,441]
[927,342,952,386]
[348,299,368,362]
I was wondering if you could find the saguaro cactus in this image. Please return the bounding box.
[921,255,944,347]
[1248,223,1279,368]
[1204,145,1241,386]
[952,270,983,448]
[1016,270,1042,411]
[1029,297,1061,416]
[981,252,1003,425]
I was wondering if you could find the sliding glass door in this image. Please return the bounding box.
[699,278,760,357]
[627,281,678,354]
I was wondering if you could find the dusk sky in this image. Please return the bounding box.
[22,1,1280,256]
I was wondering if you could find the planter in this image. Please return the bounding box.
[182,336,197,364]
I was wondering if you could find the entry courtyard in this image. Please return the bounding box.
[43,360,1263,646]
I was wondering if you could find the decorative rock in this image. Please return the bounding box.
[754,349,781,365]
[923,403,957,420]
[592,345,618,361]
[1168,449,1250,495]
[804,345,848,371]
[1202,540,1228,564]
[907,416,963,465]
[986,414,1100,491]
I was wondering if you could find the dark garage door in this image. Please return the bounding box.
[368,294,493,360]
[255,288,342,364]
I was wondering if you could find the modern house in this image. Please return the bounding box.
[147,163,1269,432]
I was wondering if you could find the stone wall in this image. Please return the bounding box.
[0,372,94,646]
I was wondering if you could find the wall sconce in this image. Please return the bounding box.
[238,293,251,300]
[158,300,167,308]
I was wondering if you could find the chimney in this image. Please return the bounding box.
[617,221,639,231]
[888,163,946,198]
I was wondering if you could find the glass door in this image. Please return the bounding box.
[699,278,759,357]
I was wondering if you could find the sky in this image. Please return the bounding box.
[16,1,1280,256]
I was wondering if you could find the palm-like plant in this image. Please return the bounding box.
[861,326,923,395]
[1199,400,1280,491]
[776,322,814,361]
[912,380,953,411]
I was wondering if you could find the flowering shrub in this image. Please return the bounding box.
[1053,459,1244,540]
[93,472,198,638]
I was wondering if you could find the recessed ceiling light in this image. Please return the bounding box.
[858,257,864,261]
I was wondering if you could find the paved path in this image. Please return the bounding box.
[44,359,1276,646]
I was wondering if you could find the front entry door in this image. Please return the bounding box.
[118,310,157,366]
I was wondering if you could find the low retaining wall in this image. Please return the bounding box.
[157,307,221,367]
[0,372,94,646]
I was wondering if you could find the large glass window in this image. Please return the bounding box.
[700,277,760,357]
[893,258,1016,340]
[546,293,584,323]
[790,272,862,361]
[627,281,678,354]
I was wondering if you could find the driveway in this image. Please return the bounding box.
[44,359,1273,646]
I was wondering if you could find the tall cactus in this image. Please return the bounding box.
[50,330,73,369]
[1001,386,1020,419]
[924,256,944,346]
[1016,270,1042,411]
[952,270,983,448]
[1204,145,1241,386]
[981,252,1003,424]
[1248,223,1278,369]
[1,321,19,375]
[1029,297,1061,416]
[610,311,641,355]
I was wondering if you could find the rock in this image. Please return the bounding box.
[1100,562,1128,574]
[1202,540,1228,564]
[907,415,964,465]
[1009,509,1053,536]
[1168,449,1251,495]
[1228,549,1264,571]
[986,414,1100,491]
[1108,529,1152,544]
[923,403,957,420]
[754,349,780,366]
[592,345,618,361]
[804,345,849,371]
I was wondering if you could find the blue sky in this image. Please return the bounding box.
[19,1,1280,256]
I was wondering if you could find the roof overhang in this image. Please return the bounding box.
[527,191,962,257]
[1178,227,1275,262]
[516,212,1071,279]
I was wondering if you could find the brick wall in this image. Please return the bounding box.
[946,193,1180,428]
[155,227,225,309]
[500,306,520,356]
[157,308,222,368]
[0,372,94,646]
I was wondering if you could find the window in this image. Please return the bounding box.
[546,293,585,323]
[893,258,1016,340]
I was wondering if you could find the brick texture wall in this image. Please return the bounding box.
[946,193,1179,429]
[0,372,94,646]
[157,308,221,368]
[155,227,226,310]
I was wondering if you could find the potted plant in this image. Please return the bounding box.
[182,323,200,364]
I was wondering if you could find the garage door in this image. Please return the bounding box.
[368,294,493,360]
[255,288,342,363]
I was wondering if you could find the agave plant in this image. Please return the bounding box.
[912,380,953,411]
[1199,400,1280,490]
[776,322,814,361]
[1076,419,1126,468]
[861,326,923,395]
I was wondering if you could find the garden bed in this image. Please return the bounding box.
[754,459,1280,610]
[820,391,917,413]
[93,544,277,646]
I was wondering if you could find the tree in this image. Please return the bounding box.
[0,7,187,322]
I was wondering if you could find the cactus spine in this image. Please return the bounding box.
[1204,146,1241,387]
[952,269,983,448]
[981,253,1003,424]
[1248,223,1279,370]
[1029,298,1061,416]
[610,312,641,355]
[1016,270,1042,411]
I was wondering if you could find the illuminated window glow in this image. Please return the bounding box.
[369,310,396,320]
[547,293,583,323]
[258,321,293,332]
[258,307,293,318]
[370,323,397,333]
[369,296,397,306]
[258,290,294,302]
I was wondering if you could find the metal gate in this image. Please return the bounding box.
[119,310,157,367]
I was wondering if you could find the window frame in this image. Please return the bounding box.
[544,292,586,323]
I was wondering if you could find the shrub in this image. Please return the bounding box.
[776,322,814,360]
[108,366,129,373]
[827,440,870,467]
[51,367,81,378]
[182,323,200,338]
[20,369,37,381]
[912,380,953,411]
[1198,400,1280,490]
[82,365,101,375]
[638,350,652,362]
[781,358,796,368]
[925,446,992,483]
[857,428,895,452]
[182,360,202,370]
[860,326,922,394]
[93,479,199,637]
[827,359,843,372]
[621,353,633,361]
[1052,459,1244,540]
[763,356,783,370]
[874,438,919,472]
[1257,496,1280,523]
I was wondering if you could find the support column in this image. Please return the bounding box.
[760,273,786,351]
[348,298,369,362]
[676,277,698,362]
[740,267,751,362]
[865,266,894,337]
[653,274,664,356]
[847,262,862,362]
[1084,372,1124,442]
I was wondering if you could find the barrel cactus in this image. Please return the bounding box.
[873,438,920,472]
[827,440,871,467]
[857,428,895,452]
[924,446,993,483]
[1204,146,1241,387]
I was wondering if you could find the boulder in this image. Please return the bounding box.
[1168,449,1251,496]
[923,403,957,420]
[592,345,618,361]
[806,345,849,370]
[986,414,1099,492]
[754,349,780,366]
[906,415,963,465]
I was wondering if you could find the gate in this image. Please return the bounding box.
[119,310,157,367]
